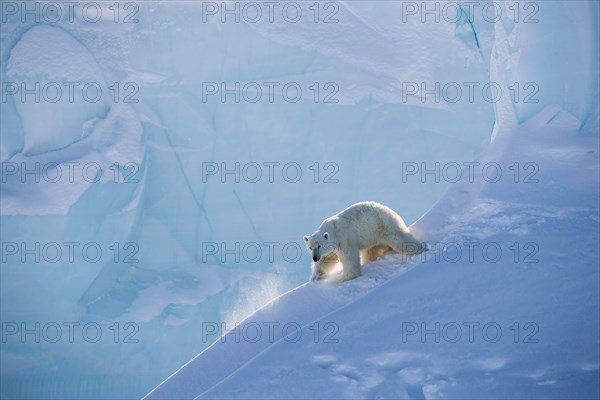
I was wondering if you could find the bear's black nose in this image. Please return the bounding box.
[313,256,318,262]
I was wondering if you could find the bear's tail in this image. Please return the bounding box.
[400,232,428,256]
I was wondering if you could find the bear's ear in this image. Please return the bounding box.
[303,236,309,242]
[323,232,329,240]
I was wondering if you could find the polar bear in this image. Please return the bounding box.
[303,201,424,282]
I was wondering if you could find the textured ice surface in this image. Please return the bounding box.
[6,25,110,155]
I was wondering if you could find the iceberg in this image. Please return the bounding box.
[1,1,597,398]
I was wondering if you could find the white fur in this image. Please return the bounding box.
[303,201,424,282]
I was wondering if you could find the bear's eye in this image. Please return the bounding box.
[309,247,312,250]
[318,245,321,248]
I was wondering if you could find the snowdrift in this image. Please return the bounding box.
[146,104,599,398]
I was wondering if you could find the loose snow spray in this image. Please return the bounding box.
[220,274,288,338]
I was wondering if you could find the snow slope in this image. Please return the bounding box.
[146,107,599,399]
[145,0,600,395]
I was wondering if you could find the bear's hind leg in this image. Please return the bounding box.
[362,245,394,263]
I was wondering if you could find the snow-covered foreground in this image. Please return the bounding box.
[146,105,599,399]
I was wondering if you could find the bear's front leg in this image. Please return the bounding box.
[339,249,362,282]
[310,259,325,281]
[310,253,340,281]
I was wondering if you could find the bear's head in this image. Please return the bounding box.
[303,231,336,263]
